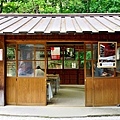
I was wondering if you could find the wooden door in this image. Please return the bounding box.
[6,77,46,105]
[6,77,16,105]
[94,78,118,106]
[17,77,46,105]
[85,77,93,107]
[6,42,47,105]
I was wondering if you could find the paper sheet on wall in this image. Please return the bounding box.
[0,49,3,61]
[51,47,60,60]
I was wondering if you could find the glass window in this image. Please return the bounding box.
[93,44,98,60]
[94,62,114,77]
[80,60,84,69]
[48,49,62,69]
[80,51,84,69]
[35,62,45,77]
[86,51,92,60]
[64,60,78,69]
[7,44,46,77]
[18,61,34,77]
[48,60,62,69]
[116,46,120,76]
[18,44,34,60]
[7,61,16,76]
[35,61,45,71]
[64,47,75,60]
[36,51,45,60]
[7,44,16,60]
[35,44,45,60]
[116,60,120,72]
[7,44,16,77]
[86,44,91,49]
[75,51,79,60]
[86,61,92,77]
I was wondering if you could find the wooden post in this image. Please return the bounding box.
[0,36,5,106]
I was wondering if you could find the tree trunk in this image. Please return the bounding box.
[0,0,4,13]
[59,0,62,13]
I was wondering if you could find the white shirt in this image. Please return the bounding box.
[35,69,44,77]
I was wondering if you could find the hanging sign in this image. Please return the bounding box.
[98,42,117,68]
[0,49,3,61]
[51,47,60,60]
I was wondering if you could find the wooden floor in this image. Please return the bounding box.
[47,85,85,107]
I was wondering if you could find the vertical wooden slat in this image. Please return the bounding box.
[85,78,93,106]
[94,79,103,105]
[6,78,16,104]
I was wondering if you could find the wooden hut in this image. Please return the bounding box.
[0,13,120,106]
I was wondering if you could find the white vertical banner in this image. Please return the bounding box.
[0,49,3,61]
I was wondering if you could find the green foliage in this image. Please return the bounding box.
[7,47,15,59]
[3,2,19,13]
[1,0,120,13]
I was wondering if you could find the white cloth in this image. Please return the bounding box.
[47,82,53,101]
[35,69,44,77]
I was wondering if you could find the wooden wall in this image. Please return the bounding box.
[47,69,84,85]
[5,33,120,42]
[86,77,120,107]
[6,77,46,106]
[85,78,93,106]
[94,78,118,106]
[0,36,5,106]
[3,33,120,106]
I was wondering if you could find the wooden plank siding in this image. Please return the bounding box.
[85,78,93,107]
[85,77,120,107]
[17,77,46,106]
[118,78,120,104]
[6,77,16,105]
[4,34,120,43]
[6,75,46,106]
[93,78,118,106]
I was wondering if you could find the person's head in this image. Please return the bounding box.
[36,66,41,69]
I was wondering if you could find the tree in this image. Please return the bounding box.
[0,0,5,13]
[1,0,120,13]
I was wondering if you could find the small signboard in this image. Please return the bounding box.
[0,49,3,61]
[98,42,117,68]
[51,47,60,60]
[65,47,75,60]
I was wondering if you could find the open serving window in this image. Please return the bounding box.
[98,42,117,68]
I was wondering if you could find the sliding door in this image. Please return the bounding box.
[6,43,46,105]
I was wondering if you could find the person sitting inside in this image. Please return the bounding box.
[94,64,107,77]
[35,66,44,77]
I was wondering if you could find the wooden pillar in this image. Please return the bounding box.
[0,36,5,106]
